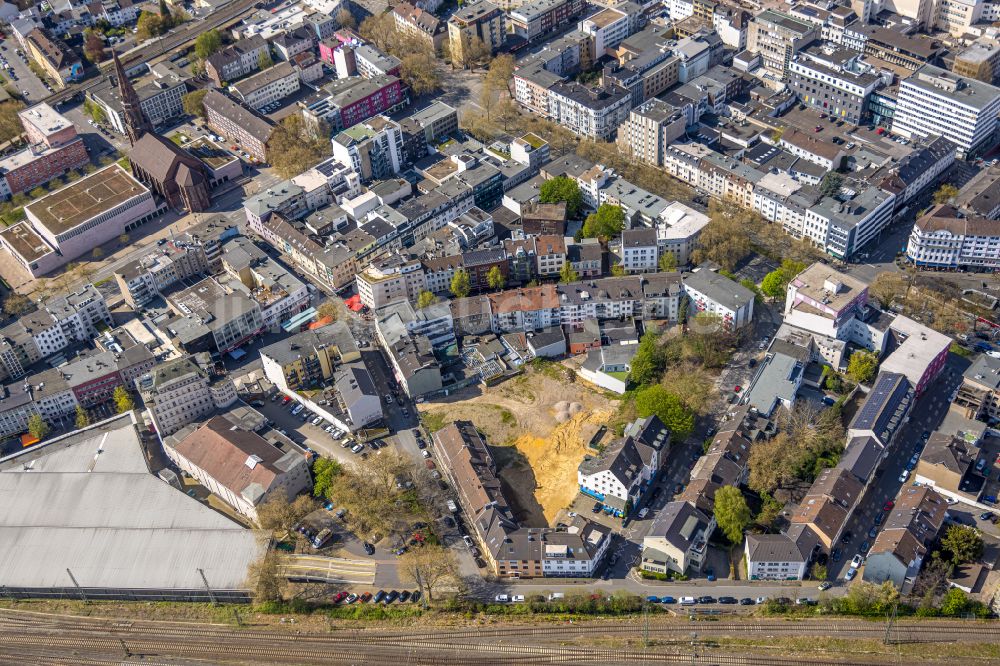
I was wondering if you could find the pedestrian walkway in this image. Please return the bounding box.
[279,554,377,584]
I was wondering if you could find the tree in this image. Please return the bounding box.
[485,53,515,96]
[400,52,440,96]
[940,524,984,565]
[538,176,583,219]
[714,486,751,544]
[559,261,579,284]
[760,269,787,299]
[0,100,26,145]
[2,293,31,316]
[258,49,274,71]
[311,457,341,499]
[397,544,459,601]
[336,7,356,29]
[940,587,970,617]
[868,271,906,309]
[496,98,519,131]
[136,11,167,41]
[119,233,130,245]
[256,493,315,537]
[268,114,330,179]
[359,13,396,52]
[486,266,505,291]
[932,183,959,204]
[74,405,90,429]
[417,291,438,309]
[819,171,843,197]
[83,28,106,63]
[689,200,755,271]
[193,29,222,61]
[91,247,104,260]
[478,85,496,120]
[245,549,284,603]
[610,263,626,277]
[451,268,471,298]
[582,204,625,240]
[658,252,678,272]
[182,90,209,119]
[629,330,665,386]
[82,98,106,124]
[846,349,879,384]
[464,36,491,69]
[27,413,50,440]
[316,300,340,321]
[112,385,134,413]
[634,385,694,440]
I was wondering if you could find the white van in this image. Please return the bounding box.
[548,593,565,601]
[512,595,525,602]
[679,596,696,606]
[494,594,509,602]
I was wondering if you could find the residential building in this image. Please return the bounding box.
[202,90,275,161]
[260,322,361,393]
[114,239,210,308]
[789,466,863,550]
[509,0,585,40]
[448,1,506,65]
[578,7,630,58]
[136,357,237,436]
[356,256,427,310]
[746,10,819,80]
[877,316,950,397]
[641,500,712,574]
[546,81,632,140]
[914,432,978,505]
[615,99,686,167]
[952,354,1000,422]
[657,201,709,266]
[163,277,264,354]
[744,347,806,416]
[205,35,270,87]
[331,116,404,183]
[744,533,812,581]
[0,104,88,198]
[682,267,755,330]
[165,416,311,523]
[619,227,658,273]
[864,486,947,592]
[25,28,80,86]
[894,65,1000,158]
[847,372,915,446]
[219,236,310,333]
[302,75,407,133]
[230,61,300,110]
[906,205,1000,271]
[392,2,447,52]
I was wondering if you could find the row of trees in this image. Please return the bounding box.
[135,0,188,42]
[25,385,134,441]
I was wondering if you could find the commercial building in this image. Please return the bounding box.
[788,43,881,124]
[302,75,407,133]
[0,414,264,602]
[92,74,187,133]
[115,240,210,308]
[8,165,159,277]
[448,1,506,64]
[509,0,585,40]
[165,416,311,524]
[746,10,819,80]
[578,7,630,58]
[260,322,361,393]
[893,65,1000,158]
[202,90,276,162]
[219,236,310,332]
[164,277,264,354]
[906,205,1000,271]
[136,357,237,436]
[657,201,709,266]
[230,61,300,110]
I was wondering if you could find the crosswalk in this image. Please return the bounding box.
[279,554,377,584]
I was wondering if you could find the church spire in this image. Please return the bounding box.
[113,49,152,145]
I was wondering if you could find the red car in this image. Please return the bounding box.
[734,385,742,393]
[883,500,894,511]
[333,591,349,603]
[281,396,291,405]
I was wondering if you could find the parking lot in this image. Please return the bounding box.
[0,40,53,103]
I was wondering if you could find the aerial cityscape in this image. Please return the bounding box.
[0,0,999,661]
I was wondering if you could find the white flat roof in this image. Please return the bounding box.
[0,414,263,591]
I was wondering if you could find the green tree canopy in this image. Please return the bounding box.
[74,405,90,429]
[538,176,583,219]
[940,524,984,565]
[113,385,134,413]
[182,90,209,118]
[634,385,694,440]
[451,268,471,298]
[819,171,844,197]
[258,48,274,71]
[486,266,505,291]
[760,269,787,299]
[194,29,222,60]
[27,413,50,440]
[417,291,438,309]
[559,261,579,284]
[846,349,879,384]
[932,183,959,204]
[713,485,751,544]
[629,330,666,386]
[582,204,625,240]
[658,252,678,272]
[311,457,341,499]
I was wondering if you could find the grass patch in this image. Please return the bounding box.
[498,407,515,426]
[420,411,447,433]
[950,343,973,358]
[117,156,131,170]
[606,371,629,382]
[94,277,112,287]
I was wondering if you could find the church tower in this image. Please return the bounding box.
[113,49,152,145]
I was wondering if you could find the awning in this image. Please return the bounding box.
[345,295,363,312]
[228,348,246,360]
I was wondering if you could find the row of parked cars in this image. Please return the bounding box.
[331,589,421,605]
[647,595,816,606]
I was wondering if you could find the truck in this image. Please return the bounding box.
[446,499,458,513]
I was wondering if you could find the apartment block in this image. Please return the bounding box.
[746,10,819,80]
[136,357,237,436]
[448,1,506,64]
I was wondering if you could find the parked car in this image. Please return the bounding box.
[373,590,386,603]
[660,596,676,604]
[739,597,755,605]
[883,500,895,511]
[850,554,864,569]
[697,596,716,604]
[638,507,649,519]
[845,568,857,581]
[818,581,831,591]
[718,596,738,604]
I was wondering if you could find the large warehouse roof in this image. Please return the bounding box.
[0,414,263,592]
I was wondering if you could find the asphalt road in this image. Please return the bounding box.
[828,353,970,582]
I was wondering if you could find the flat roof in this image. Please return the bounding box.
[18,102,73,137]
[186,137,239,170]
[0,221,54,262]
[26,164,148,236]
[0,414,263,592]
